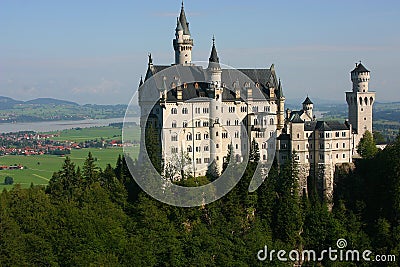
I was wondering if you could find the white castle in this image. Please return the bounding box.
[138,3,375,200]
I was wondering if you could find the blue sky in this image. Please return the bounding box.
[1,0,399,105]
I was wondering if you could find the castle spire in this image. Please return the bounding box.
[209,36,219,63]
[179,1,190,35]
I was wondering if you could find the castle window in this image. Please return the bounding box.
[235,119,239,125]
[343,143,345,148]
[270,118,274,125]
[297,145,300,150]
[326,133,330,138]
[195,107,201,114]
[235,131,239,138]
[172,121,177,128]
[229,107,236,113]
[306,144,309,149]
[216,156,219,161]
[204,132,209,139]
[183,121,188,127]
[319,143,324,149]
[335,132,340,137]
[171,108,177,114]
[171,133,178,142]
[204,158,210,163]
[236,144,239,149]
[187,145,192,152]
[319,154,324,160]
[336,154,339,159]
[227,120,231,126]
[216,144,219,148]
[171,147,178,153]
[336,143,339,148]
[203,121,209,127]
[343,154,346,158]
[182,107,188,114]
[204,145,209,151]
[222,132,228,139]
[342,132,346,137]
[196,158,201,164]
[216,132,218,137]
[297,133,300,138]
[263,155,267,160]
[319,133,324,138]
[196,146,201,152]
[195,121,201,127]
[203,108,209,114]
[187,133,192,141]
[196,133,201,140]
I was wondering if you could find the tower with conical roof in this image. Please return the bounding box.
[173,1,194,65]
[345,62,375,147]
[302,96,313,119]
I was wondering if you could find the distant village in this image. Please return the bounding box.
[0,131,123,157]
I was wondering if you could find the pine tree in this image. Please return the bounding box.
[357,130,378,159]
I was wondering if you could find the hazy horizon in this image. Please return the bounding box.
[1,0,399,105]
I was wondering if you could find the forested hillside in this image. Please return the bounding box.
[1,134,399,266]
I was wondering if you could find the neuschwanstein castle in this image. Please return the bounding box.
[138,3,375,200]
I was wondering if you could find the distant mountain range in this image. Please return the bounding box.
[0,96,79,109]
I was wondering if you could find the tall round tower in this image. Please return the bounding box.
[173,2,193,65]
[346,62,375,147]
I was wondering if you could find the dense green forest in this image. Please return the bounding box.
[1,134,400,266]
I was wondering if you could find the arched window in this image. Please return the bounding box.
[370,97,373,105]
[196,132,201,140]
[171,108,177,114]
[172,121,177,128]
[182,121,188,127]
[364,97,368,105]
[187,145,192,152]
[171,133,178,142]
[187,133,192,141]
[270,118,274,125]
[359,97,363,105]
[204,132,209,139]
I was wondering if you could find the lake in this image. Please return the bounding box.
[0,117,139,133]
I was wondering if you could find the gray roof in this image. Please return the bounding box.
[209,42,219,63]
[144,64,280,102]
[291,113,304,123]
[351,62,369,73]
[304,120,350,131]
[179,4,190,35]
[302,96,313,105]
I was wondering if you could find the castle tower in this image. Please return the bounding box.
[346,62,375,144]
[302,96,313,119]
[173,2,193,65]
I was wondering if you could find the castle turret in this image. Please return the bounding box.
[302,96,313,119]
[207,36,222,90]
[173,2,193,65]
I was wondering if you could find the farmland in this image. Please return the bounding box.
[0,125,141,190]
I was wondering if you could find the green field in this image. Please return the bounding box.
[0,146,139,191]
